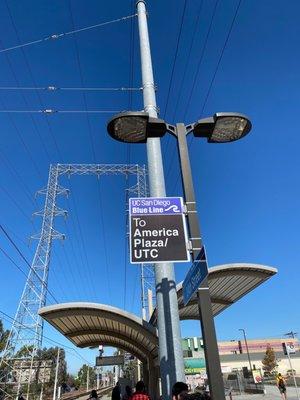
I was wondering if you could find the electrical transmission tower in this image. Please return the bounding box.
[1,163,155,396]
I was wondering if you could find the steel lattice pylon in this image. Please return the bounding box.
[1,163,155,396]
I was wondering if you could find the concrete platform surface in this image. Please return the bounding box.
[231,385,299,400]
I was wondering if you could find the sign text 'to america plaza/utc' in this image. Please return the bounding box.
[129,197,190,263]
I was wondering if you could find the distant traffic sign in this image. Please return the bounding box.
[183,247,208,305]
[96,355,124,366]
[129,197,190,263]
[282,342,296,355]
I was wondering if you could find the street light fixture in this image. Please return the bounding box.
[107,111,251,144]
[107,111,167,143]
[107,110,252,400]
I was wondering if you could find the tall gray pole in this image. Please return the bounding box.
[176,123,226,400]
[53,348,60,400]
[239,329,253,374]
[286,351,300,400]
[136,1,185,397]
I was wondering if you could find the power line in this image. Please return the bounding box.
[164,0,219,183]
[193,0,243,121]
[0,109,119,113]
[0,13,137,54]
[0,310,93,366]
[124,0,136,310]
[170,0,243,194]
[0,224,59,303]
[162,0,188,118]
[67,0,112,304]
[0,86,141,91]
[163,0,204,162]
[182,0,220,121]
[4,2,100,302]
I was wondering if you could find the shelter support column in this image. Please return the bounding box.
[148,361,160,400]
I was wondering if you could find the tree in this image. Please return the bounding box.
[77,364,96,389]
[262,345,278,375]
[0,319,9,353]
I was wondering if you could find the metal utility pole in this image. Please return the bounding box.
[86,367,90,392]
[239,329,253,374]
[53,348,60,400]
[286,351,300,400]
[175,123,226,400]
[136,1,185,397]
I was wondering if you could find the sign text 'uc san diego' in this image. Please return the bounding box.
[129,197,190,263]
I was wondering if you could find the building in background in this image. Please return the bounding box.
[182,336,300,388]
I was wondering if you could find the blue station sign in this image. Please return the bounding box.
[183,247,208,305]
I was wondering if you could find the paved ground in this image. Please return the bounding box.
[231,385,299,399]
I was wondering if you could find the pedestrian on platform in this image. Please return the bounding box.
[122,385,132,400]
[172,382,189,400]
[277,373,287,400]
[90,389,99,399]
[112,381,121,400]
[131,380,150,400]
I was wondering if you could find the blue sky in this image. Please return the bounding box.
[0,0,299,373]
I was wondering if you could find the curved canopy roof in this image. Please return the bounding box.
[150,263,277,324]
[39,303,159,363]
[39,264,276,361]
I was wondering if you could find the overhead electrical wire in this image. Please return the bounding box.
[162,0,188,119]
[4,1,107,302]
[0,13,137,54]
[67,0,113,304]
[0,86,141,91]
[163,0,204,156]
[0,310,93,366]
[192,0,243,125]
[124,0,136,311]
[0,109,119,113]
[0,224,59,304]
[182,0,221,121]
[170,0,244,195]
[165,0,220,184]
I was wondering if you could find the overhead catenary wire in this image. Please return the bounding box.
[4,1,108,303]
[0,86,141,91]
[170,0,243,195]
[164,0,219,184]
[163,0,204,156]
[124,0,136,311]
[0,311,93,366]
[0,109,119,113]
[0,13,137,54]
[0,224,59,304]
[67,0,113,304]
[162,0,188,119]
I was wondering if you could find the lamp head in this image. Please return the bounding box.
[107,111,167,143]
[193,112,252,143]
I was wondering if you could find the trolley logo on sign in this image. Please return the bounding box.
[129,197,190,263]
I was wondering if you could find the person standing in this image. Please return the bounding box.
[277,373,287,400]
[90,389,99,399]
[131,381,150,400]
[171,382,189,400]
[112,382,121,400]
[122,385,132,400]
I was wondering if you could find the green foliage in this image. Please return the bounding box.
[123,360,136,381]
[77,364,96,388]
[15,345,34,358]
[262,345,278,374]
[0,319,9,353]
